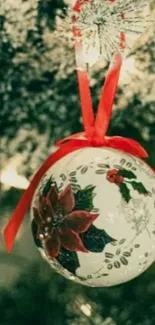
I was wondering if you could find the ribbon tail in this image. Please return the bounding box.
[3,184,36,254]
[3,145,82,253]
[95,53,123,138]
[106,136,148,158]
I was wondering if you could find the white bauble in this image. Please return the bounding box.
[31,148,155,287]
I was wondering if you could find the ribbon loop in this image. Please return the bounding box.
[94,53,123,140]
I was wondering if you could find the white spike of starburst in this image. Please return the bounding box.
[68,0,151,66]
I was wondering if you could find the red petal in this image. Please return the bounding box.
[47,185,58,211]
[44,229,60,258]
[59,185,75,213]
[59,228,88,253]
[39,195,54,222]
[63,211,99,233]
[33,207,41,225]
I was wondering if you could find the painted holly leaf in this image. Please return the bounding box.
[130,181,149,195]
[31,219,42,249]
[56,247,80,275]
[118,170,136,179]
[42,178,53,197]
[80,225,116,253]
[119,183,131,203]
[73,186,96,212]
[42,177,58,197]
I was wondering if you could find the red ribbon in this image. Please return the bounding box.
[3,1,148,254]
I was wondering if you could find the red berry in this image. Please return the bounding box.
[107,169,118,177]
[108,176,116,183]
[115,175,124,185]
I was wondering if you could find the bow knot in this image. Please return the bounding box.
[88,133,106,147]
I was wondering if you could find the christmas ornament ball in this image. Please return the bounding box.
[31,147,155,287]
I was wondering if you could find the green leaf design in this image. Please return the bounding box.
[60,173,67,182]
[31,219,42,249]
[56,247,80,275]
[69,177,78,183]
[130,181,149,195]
[95,170,106,174]
[105,252,114,258]
[42,176,58,197]
[91,208,99,213]
[119,183,131,203]
[81,166,88,174]
[97,163,110,168]
[77,165,83,170]
[114,261,121,268]
[84,184,95,190]
[42,178,52,197]
[71,184,81,192]
[73,186,96,212]
[123,252,131,257]
[80,225,116,253]
[120,257,128,265]
[119,238,126,245]
[69,171,76,176]
[118,169,136,179]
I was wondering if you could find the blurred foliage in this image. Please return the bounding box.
[0,262,155,325]
[0,0,155,324]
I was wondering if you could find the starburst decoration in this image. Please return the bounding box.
[120,198,151,236]
[66,0,151,66]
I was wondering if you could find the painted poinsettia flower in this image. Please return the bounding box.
[107,169,124,185]
[33,184,98,259]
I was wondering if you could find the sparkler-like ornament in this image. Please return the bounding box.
[69,0,150,66]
